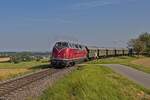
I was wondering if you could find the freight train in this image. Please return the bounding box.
[51,41,132,67]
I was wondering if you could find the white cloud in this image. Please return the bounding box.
[72,0,138,9]
[72,0,113,9]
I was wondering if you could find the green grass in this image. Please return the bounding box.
[39,65,150,100]
[0,60,50,69]
[0,60,50,81]
[87,56,137,64]
[124,63,150,74]
[0,69,33,81]
[87,56,150,74]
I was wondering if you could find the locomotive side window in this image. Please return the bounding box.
[72,44,75,48]
[79,45,82,49]
[82,46,86,50]
[69,43,72,48]
[75,44,78,49]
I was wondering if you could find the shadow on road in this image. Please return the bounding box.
[29,64,52,70]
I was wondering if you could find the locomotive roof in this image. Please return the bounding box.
[56,41,84,45]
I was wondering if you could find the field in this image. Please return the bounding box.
[131,58,150,66]
[88,56,150,73]
[87,56,136,64]
[0,61,49,81]
[0,61,49,69]
[39,65,150,100]
[0,57,10,62]
[0,69,30,81]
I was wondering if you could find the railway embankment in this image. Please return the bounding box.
[0,66,77,100]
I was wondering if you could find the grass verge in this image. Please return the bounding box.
[39,65,150,100]
[87,56,150,74]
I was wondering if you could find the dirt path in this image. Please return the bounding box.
[131,58,150,67]
[102,64,150,89]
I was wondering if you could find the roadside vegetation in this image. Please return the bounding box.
[88,56,136,64]
[88,56,150,74]
[128,32,150,55]
[40,65,150,100]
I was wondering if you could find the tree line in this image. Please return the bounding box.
[128,32,150,55]
[0,52,50,64]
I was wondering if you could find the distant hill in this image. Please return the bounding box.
[0,52,51,57]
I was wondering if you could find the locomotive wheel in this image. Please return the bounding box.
[72,62,75,66]
[68,62,75,67]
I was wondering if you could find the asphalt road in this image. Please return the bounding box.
[102,64,150,89]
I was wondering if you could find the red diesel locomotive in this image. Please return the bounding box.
[51,41,88,67]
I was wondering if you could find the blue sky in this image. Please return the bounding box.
[0,0,150,51]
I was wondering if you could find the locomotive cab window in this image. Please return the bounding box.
[55,42,69,48]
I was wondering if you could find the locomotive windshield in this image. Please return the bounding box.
[55,42,69,48]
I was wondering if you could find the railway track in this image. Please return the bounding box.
[0,68,61,98]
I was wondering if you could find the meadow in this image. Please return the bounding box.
[40,65,150,100]
[0,60,49,81]
[0,60,49,69]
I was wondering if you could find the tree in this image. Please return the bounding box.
[128,32,150,55]
[10,56,21,64]
[128,39,144,55]
[139,32,150,53]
